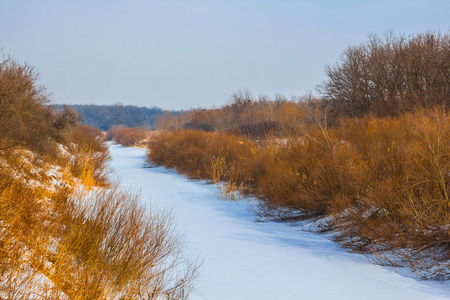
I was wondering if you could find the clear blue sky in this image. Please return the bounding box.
[1,0,449,110]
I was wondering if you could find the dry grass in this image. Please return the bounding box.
[43,185,198,300]
[65,124,110,187]
[0,171,198,299]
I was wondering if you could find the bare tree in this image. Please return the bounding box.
[319,32,450,121]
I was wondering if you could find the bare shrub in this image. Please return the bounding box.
[0,168,68,299]
[0,172,198,299]
[225,121,282,138]
[0,58,77,159]
[42,185,198,299]
[152,91,315,135]
[326,109,450,279]
[147,130,255,182]
[66,124,110,187]
[106,125,148,147]
[155,111,194,131]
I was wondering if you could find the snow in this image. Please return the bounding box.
[108,143,450,300]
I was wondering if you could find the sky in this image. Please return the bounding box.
[1,1,449,110]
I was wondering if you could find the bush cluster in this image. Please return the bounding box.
[106,125,148,147]
[155,92,315,133]
[148,109,450,279]
[320,32,450,120]
[66,124,111,187]
[0,58,77,158]
[148,130,255,180]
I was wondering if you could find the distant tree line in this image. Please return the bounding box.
[56,104,183,131]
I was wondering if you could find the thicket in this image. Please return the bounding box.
[66,124,111,187]
[106,125,148,147]
[0,57,197,299]
[155,91,315,135]
[0,59,77,157]
[147,32,450,280]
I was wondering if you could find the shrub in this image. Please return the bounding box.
[0,58,77,159]
[0,172,197,299]
[44,185,198,299]
[106,125,148,147]
[225,121,282,138]
[0,174,62,299]
[66,124,110,187]
[330,109,450,279]
[148,130,255,181]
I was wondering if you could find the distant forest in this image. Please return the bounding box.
[56,104,179,131]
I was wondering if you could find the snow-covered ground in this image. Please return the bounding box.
[108,143,450,300]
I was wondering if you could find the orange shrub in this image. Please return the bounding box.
[106,126,148,147]
[67,124,110,187]
[148,130,254,180]
[335,110,450,279]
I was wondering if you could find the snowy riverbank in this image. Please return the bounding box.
[108,143,450,300]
